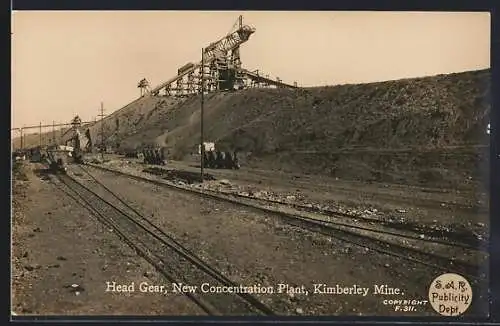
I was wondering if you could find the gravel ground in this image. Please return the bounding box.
[11,160,489,316]
[69,164,488,316]
[11,162,205,316]
[102,157,490,242]
[170,159,489,224]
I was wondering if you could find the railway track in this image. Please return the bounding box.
[141,164,487,249]
[223,174,488,215]
[83,162,487,281]
[49,167,276,316]
[167,161,488,214]
[193,186,487,250]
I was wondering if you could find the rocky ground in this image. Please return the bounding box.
[68,164,489,316]
[11,159,490,317]
[15,70,491,192]
[99,156,490,244]
[11,161,204,315]
[11,69,491,317]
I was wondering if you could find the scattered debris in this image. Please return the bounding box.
[64,283,85,294]
[24,265,35,271]
[219,179,231,186]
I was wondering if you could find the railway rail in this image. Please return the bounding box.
[141,164,486,251]
[48,167,276,316]
[82,162,487,281]
[212,169,488,215]
[165,161,488,215]
[202,187,488,249]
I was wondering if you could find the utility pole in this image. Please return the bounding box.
[52,121,56,146]
[39,122,42,147]
[200,47,205,182]
[20,128,23,149]
[98,102,106,160]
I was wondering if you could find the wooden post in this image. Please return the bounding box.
[200,48,205,182]
[98,102,106,160]
[52,121,56,145]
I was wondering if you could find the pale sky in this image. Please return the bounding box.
[11,11,491,130]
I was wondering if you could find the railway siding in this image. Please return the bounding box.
[70,163,488,316]
[11,162,205,315]
[84,162,488,272]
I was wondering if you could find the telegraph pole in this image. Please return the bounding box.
[20,128,23,149]
[200,48,205,182]
[98,102,106,160]
[39,122,42,147]
[52,121,56,145]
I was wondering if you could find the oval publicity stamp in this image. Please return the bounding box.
[428,273,472,316]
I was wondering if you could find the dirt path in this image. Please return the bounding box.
[11,162,204,315]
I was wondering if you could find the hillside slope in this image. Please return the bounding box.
[16,69,491,188]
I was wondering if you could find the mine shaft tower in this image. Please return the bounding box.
[147,15,298,97]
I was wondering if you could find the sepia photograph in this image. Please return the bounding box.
[11,11,491,317]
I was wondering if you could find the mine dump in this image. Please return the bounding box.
[11,12,491,318]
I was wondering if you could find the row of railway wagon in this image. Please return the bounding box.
[12,146,69,173]
[124,148,166,165]
[123,147,240,169]
[141,148,166,165]
[203,150,240,169]
[25,147,48,162]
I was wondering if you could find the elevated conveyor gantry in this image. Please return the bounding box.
[149,15,298,97]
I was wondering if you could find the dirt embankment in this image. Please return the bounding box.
[15,69,490,189]
[125,69,490,189]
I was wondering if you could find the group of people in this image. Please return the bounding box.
[202,150,240,169]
